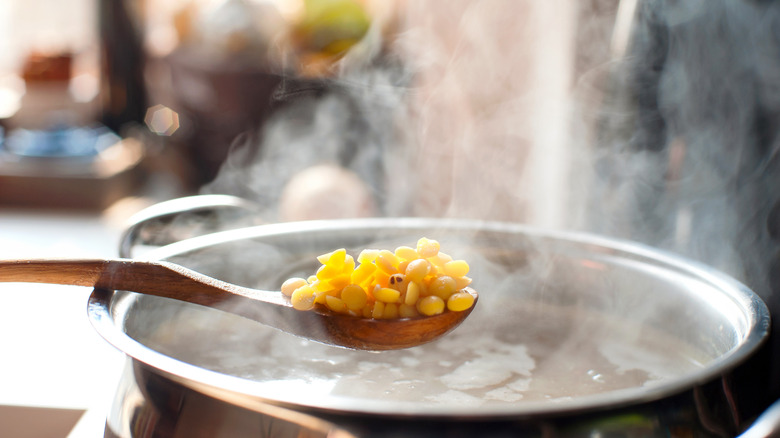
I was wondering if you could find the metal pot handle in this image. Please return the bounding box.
[119,194,262,258]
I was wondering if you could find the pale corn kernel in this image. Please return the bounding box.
[398,303,419,318]
[397,260,410,275]
[281,277,307,297]
[350,262,376,285]
[357,249,380,264]
[429,275,457,300]
[416,237,440,258]
[375,252,398,275]
[454,276,473,289]
[405,258,431,283]
[428,253,452,269]
[417,295,445,316]
[387,273,408,292]
[383,303,399,319]
[341,284,368,310]
[307,275,317,283]
[444,260,469,278]
[325,295,348,313]
[394,246,419,261]
[447,290,475,312]
[374,287,401,303]
[372,301,385,319]
[291,285,316,310]
[405,281,421,306]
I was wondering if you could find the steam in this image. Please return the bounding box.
[199,0,779,351]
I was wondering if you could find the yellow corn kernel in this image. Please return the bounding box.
[447,290,475,312]
[405,281,421,306]
[325,295,348,313]
[281,277,307,297]
[316,263,341,281]
[444,260,470,278]
[317,248,347,266]
[383,303,399,319]
[310,279,334,293]
[291,285,316,310]
[314,292,327,305]
[397,260,410,275]
[387,273,408,292]
[373,269,391,288]
[357,249,380,264]
[341,284,368,310]
[343,255,356,273]
[416,237,440,258]
[328,274,351,290]
[417,295,445,316]
[375,251,399,274]
[429,275,457,300]
[454,276,473,289]
[394,246,419,261]
[374,287,401,303]
[372,301,385,319]
[404,258,431,283]
[398,303,419,318]
[350,261,376,285]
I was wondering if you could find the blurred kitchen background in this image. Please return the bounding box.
[1,0,779,436]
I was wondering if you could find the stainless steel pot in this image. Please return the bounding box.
[93,198,772,437]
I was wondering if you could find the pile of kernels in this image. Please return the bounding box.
[280,237,476,318]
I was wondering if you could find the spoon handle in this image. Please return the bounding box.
[0,258,286,307]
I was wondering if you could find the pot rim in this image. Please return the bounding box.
[88,217,771,419]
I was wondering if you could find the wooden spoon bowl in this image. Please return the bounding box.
[0,258,477,350]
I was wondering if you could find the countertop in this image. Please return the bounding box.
[0,203,150,437]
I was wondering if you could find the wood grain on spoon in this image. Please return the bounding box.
[0,259,477,350]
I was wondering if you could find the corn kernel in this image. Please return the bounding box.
[397,260,410,275]
[372,301,385,319]
[375,252,399,275]
[454,276,473,289]
[362,304,374,318]
[350,261,376,285]
[416,237,440,258]
[394,246,419,261]
[447,290,475,312]
[405,258,431,282]
[281,277,307,297]
[325,295,348,313]
[405,281,421,306]
[444,260,470,278]
[317,248,346,266]
[417,295,445,316]
[291,285,316,310]
[374,287,401,303]
[314,291,328,305]
[316,263,341,281]
[398,303,419,318]
[357,249,380,264]
[383,303,399,319]
[429,275,457,300]
[428,253,452,269]
[310,280,334,293]
[373,269,391,288]
[328,274,351,290]
[341,284,368,310]
[387,273,408,292]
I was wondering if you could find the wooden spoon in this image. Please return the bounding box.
[0,258,477,350]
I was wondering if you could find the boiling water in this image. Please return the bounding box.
[130,294,713,408]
